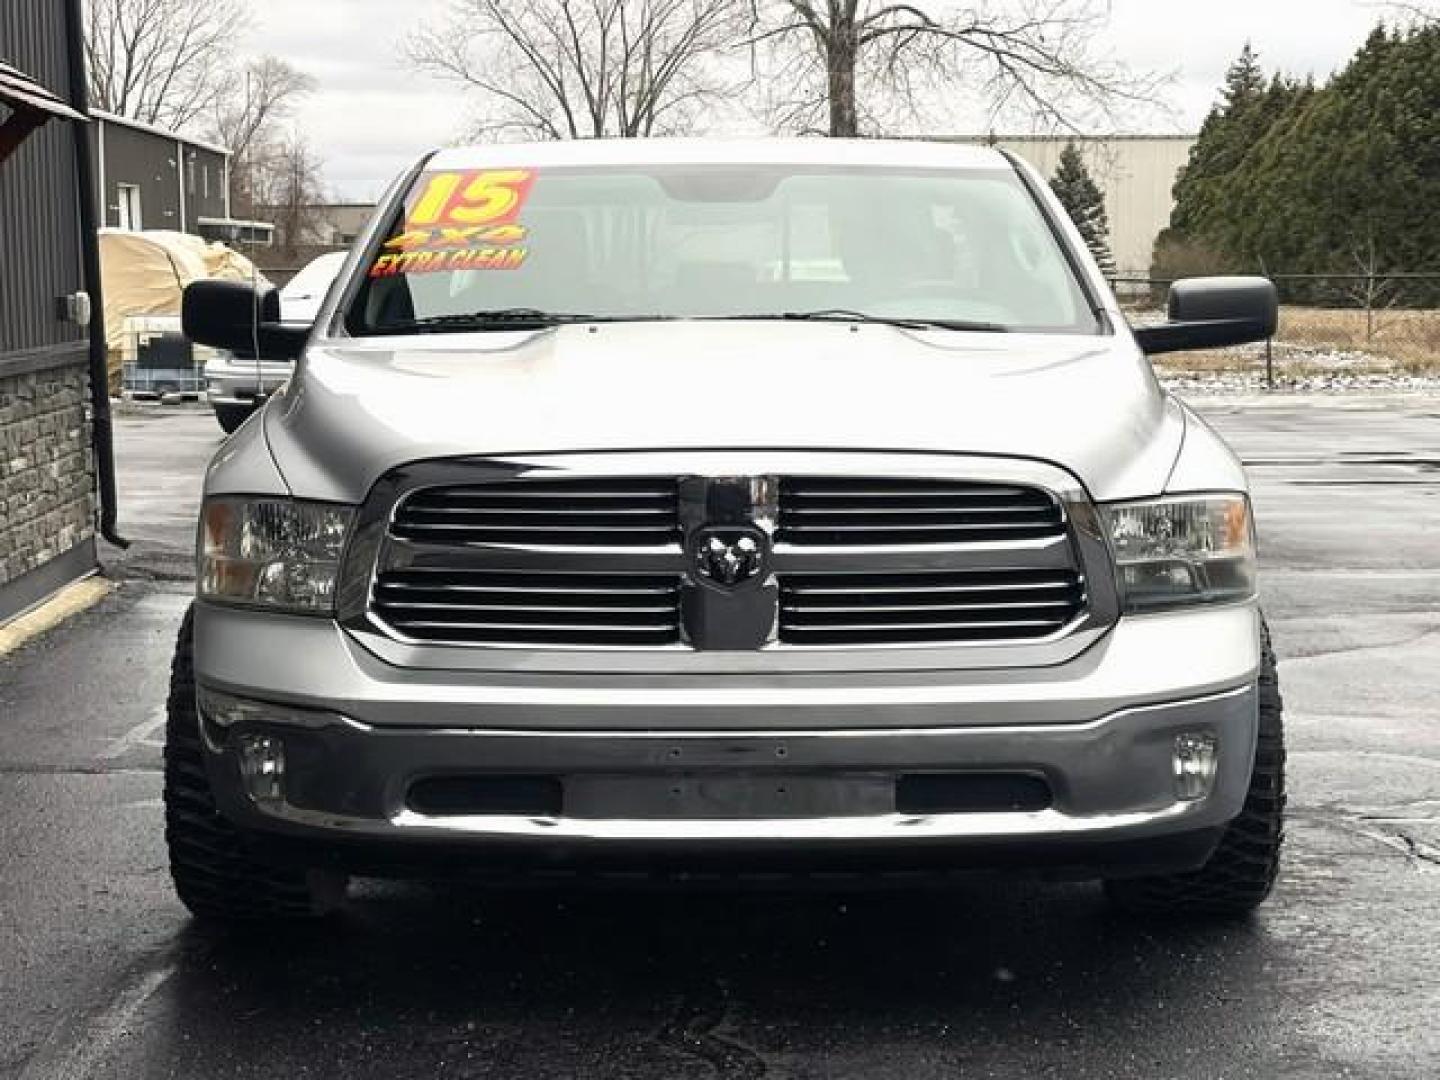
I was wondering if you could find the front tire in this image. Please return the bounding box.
[1105,616,1286,918]
[164,604,342,921]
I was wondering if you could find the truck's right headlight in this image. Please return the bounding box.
[1100,493,1256,612]
[200,497,354,614]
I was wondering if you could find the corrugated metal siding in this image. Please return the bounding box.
[92,118,230,232]
[100,119,182,231]
[0,1,85,357]
[185,145,228,228]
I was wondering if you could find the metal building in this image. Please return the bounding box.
[89,110,231,234]
[257,201,376,248]
[88,110,273,243]
[950,135,1196,278]
[0,1,119,624]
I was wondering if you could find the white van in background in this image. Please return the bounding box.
[202,251,347,432]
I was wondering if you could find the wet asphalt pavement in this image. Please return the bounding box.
[2,394,1438,1079]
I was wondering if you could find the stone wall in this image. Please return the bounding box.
[0,362,95,589]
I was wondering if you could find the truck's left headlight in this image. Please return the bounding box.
[200,497,354,613]
[1100,493,1256,612]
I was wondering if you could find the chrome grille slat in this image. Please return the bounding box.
[389,620,678,633]
[418,489,676,501]
[789,524,1059,538]
[379,601,679,615]
[784,485,1036,498]
[784,577,1077,596]
[402,506,674,516]
[378,580,677,597]
[782,504,1058,516]
[785,619,1066,632]
[779,600,1078,613]
[397,522,673,533]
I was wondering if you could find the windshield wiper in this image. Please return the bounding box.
[370,309,1008,334]
[715,310,1010,333]
[370,309,632,334]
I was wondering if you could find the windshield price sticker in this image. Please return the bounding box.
[370,169,536,277]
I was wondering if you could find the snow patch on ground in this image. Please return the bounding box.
[1159,370,1440,395]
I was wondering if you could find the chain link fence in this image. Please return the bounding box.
[1113,273,1440,390]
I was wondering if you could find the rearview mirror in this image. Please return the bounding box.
[1133,276,1278,356]
[182,280,310,361]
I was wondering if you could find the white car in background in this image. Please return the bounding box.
[203,251,347,433]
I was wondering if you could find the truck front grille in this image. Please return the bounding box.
[778,569,1086,646]
[358,461,1100,656]
[373,569,682,646]
[778,477,1064,546]
[392,478,680,547]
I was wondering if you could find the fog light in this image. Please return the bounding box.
[237,733,285,805]
[1173,733,1219,801]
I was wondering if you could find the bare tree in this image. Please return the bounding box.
[211,57,317,220]
[251,135,328,254]
[1381,2,1438,24]
[1345,233,1399,343]
[749,0,1161,138]
[406,0,749,139]
[83,0,250,130]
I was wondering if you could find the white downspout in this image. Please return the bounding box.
[96,118,106,222]
[176,138,187,233]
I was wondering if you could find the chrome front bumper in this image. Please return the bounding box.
[204,686,1255,845]
[203,355,292,406]
[195,603,1261,860]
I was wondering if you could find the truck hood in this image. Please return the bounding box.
[265,321,1182,503]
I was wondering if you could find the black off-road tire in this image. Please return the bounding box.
[213,403,253,435]
[1105,617,1286,918]
[164,604,340,921]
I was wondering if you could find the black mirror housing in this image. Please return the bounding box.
[1134,276,1279,356]
[182,279,310,361]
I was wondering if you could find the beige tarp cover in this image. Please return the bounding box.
[99,230,270,385]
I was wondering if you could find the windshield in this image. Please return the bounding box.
[346,164,1098,335]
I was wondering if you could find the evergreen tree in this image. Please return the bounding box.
[1153,26,1440,285]
[1227,23,1440,279]
[1051,143,1116,276]
[1170,43,1277,242]
[1222,41,1266,108]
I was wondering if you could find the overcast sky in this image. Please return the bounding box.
[246,0,1420,200]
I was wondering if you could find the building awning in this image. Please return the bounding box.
[196,217,276,246]
[197,217,275,233]
[0,60,86,122]
[0,59,86,166]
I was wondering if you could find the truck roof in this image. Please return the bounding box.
[427,138,1011,172]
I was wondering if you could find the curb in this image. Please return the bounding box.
[0,576,113,658]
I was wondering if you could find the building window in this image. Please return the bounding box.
[202,163,209,199]
[117,184,142,230]
[187,155,196,196]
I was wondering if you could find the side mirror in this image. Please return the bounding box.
[1133,276,1278,356]
[182,280,310,361]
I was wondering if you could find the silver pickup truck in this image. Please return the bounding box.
[172,139,1284,923]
